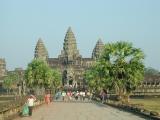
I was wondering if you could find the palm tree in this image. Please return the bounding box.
[99,41,145,103]
[84,67,99,92]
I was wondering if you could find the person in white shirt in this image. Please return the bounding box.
[82,91,86,101]
[27,95,36,116]
[80,91,83,101]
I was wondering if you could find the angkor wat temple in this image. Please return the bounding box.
[34,27,104,88]
[33,27,160,93]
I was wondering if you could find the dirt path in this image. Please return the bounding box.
[15,102,147,120]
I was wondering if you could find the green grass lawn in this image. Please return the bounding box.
[130,97,160,113]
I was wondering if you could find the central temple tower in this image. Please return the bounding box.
[59,27,82,64]
[58,27,82,88]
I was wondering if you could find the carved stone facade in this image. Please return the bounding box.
[34,27,104,88]
[0,58,6,86]
[134,75,160,95]
[0,58,6,77]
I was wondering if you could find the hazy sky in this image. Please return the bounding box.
[0,0,160,71]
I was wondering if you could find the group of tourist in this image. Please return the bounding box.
[21,89,108,117]
[55,90,92,101]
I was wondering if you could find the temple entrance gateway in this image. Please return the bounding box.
[69,78,73,85]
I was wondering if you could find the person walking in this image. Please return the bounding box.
[87,91,91,101]
[67,91,72,101]
[27,94,36,116]
[80,91,83,101]
[62,91,66,101]
[75,91,79,101]
[82,91,85,101]
[45,93,51,104]
[101,89,107,104]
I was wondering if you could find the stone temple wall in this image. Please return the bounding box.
[0,58,6,77]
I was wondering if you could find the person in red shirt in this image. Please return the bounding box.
[45,92,51,104]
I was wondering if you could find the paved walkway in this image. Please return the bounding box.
[15,102,147,120]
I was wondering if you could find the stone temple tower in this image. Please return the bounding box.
[92,38,104,59]
[0,58,6,77]
[0,58,6,86]
[34,38,48,61]
[59,27,82,64]
[58,27,82,87]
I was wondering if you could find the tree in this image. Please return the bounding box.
[52,69,61,88]
[25,59,61,94]
[84,61,110,94]
[50,69,62,93]
[84,67,98,91]
[99,41,145,103]
[145,67,160,76]
[3,72,19,94]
